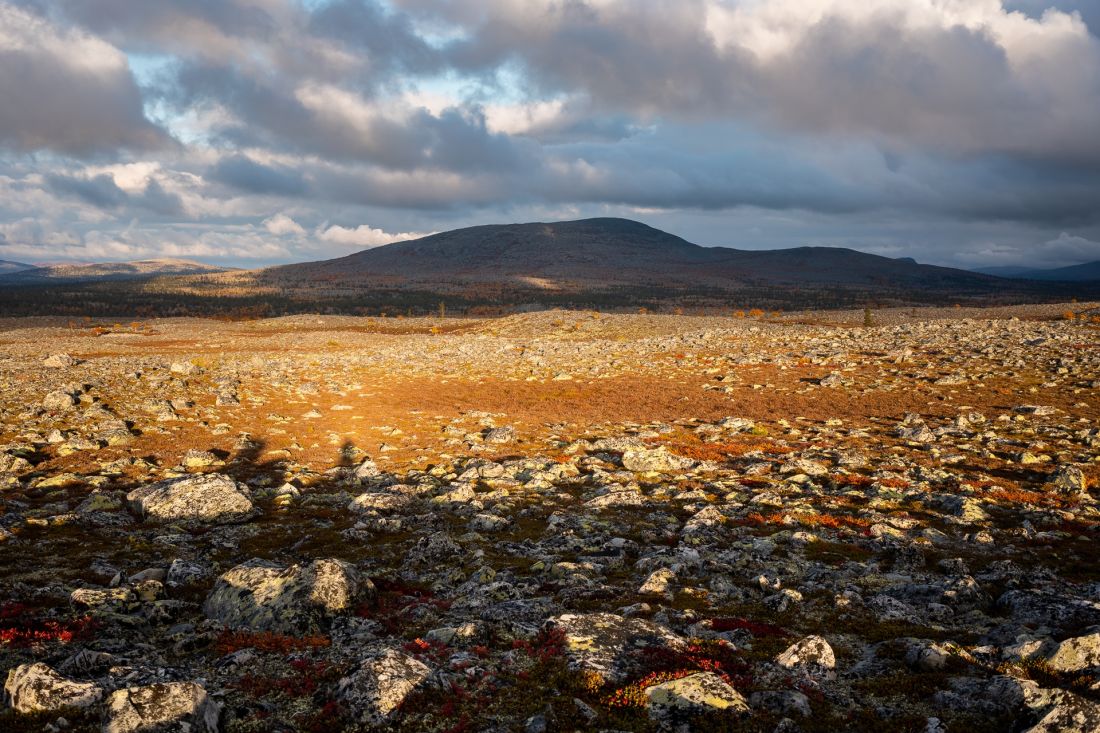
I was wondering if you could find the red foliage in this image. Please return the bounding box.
[357,578,451,634]
[215,630,330,655]
[603,639,752,708]
[0,602,98,647]
[511,626,566,664]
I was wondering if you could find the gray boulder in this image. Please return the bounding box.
[545,612,688,685]
[103,681,220,733]
[337,645,432,725]
[204,557,371,634]
[4,662,102,714]
[127,473,255,525]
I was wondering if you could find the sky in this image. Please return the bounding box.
[0,0,1099,270]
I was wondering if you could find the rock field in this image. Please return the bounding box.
[2,304,1100,732]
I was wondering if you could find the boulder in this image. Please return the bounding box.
[1041,631,1100,674]
[621,446,695,473]
[337,646,432,725]
[775,635,836,679]
[204,557,371,634]
[645,672,749,726]
[103,681,220,733]
[127,473,255,525]
[545,612,688,685]
[4,662,102,714]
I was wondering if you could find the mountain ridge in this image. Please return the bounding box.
[0,258,234,283]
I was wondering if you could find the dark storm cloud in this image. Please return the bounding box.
[175,62,531,172]
[307,0,444,76]
[0,3,169,156]
[209,155,309,196]
[46,172,184,215]
[46,173,128,208]
[2,0,1100,267]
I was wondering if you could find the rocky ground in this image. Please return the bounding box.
[2,304,1100,732]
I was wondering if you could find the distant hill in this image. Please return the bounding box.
[259,217,1036,302]
[0,259,33,275]
[976,261,1100,282]
[1,219,1096,317]
[0,258,233,283]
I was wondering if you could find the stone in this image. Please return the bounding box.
[127,473,255,525]
[484,426,517,443]
[1041,631,1100,673]
[43,353,76,368]
[621,446,695,473]
[775,635,836,679]
[1048,465,1090,500]
[645,672,749,725]
[42,390,77,411]
[204,557,371,634]
[1025,692,1100,733]
[337,646,432,725]
[103,681,220,733]
[181,449,223,469]
[4,663,103,714]
[546,612,688,685]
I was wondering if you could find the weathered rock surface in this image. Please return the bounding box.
[126,473,255,525]
[3,662,102,714]
[203,557,370,634]
[103,682,220,733]
[337,646,432,725]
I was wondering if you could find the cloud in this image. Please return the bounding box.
[46,171,183,215]
[0,3,169,155]
[263,213,305,236]
[437,0,1100,163]
[0,0,1098,269]
[209,155,308,196]
[318,223,433,248]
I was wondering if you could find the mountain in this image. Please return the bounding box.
[1,219,1095,317]
[259,217,1043,303]
[976,261,1100,282]
[0,259,33,275]
[0,258,233,283]
[973,265,1037,278]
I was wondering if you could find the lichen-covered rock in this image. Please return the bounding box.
[127,473,255,525]
[4,662,102,714]
[1041,631,1100,673]
[42,390,77,411]
[546,612,688,685]
[621,446,694,473]
[775,635,836,679]
[1047,465,1090,501]
[337,646,432,725]
[998,590,1100,632]
[204,557,371,634]
[1025,691,1100,733]
[645,672,749,726]
[43,353,76,368]
[103,681,220,733]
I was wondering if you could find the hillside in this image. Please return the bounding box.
[0,258,233,283]
[1,220,1097,317]
[258,218,1072,303]
[0,259,33,275]
[977,261,1100,282]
